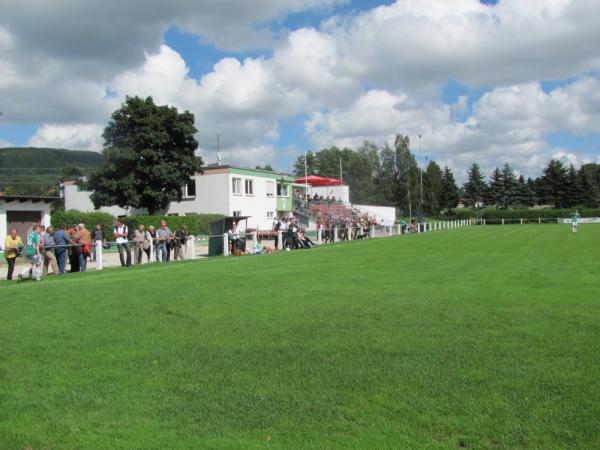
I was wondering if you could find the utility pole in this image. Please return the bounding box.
[419,134,423,220]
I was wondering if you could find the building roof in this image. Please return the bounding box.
[0,194,59,203]
[200,165,296,182]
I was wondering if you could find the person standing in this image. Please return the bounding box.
[133,224,150,264]
[4,228,23,280]
[287,217,300,249]
[91,224,105,262]
[174,224,187,260]
[156,220,172,262]
[41,226,59,276]
[53,224,71,275]
[18,224,42,282]
[113,218,131,267]
[74,223,92,272]
[272,217,281,249]
[147,225,158,262]
[571,210,580,234]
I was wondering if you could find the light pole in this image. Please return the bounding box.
[419,134,423,220]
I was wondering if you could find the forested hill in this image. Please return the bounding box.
[0,147,106,196]
[0,147,105,169]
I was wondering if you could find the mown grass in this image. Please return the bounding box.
[1,225,599,449]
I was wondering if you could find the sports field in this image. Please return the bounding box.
[1,225,598,449]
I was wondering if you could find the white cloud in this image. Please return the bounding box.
[28,124,104,151]
[0,138,13,148]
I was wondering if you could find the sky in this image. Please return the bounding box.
[1,0,600,180]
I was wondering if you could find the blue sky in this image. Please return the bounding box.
[1,0,599,179]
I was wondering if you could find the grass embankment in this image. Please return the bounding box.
[1,226,598,449]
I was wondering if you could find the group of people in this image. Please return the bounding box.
[110,218,189,267]
[2,218,191,282]
[271,217,316,250]
[3,223,92,282]
[317,215,378,242]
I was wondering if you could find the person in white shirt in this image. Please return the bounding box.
[113,218,131,267]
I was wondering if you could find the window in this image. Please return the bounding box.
[233,210,242,217]
[232,177,242,194]
[266,211,274,218]
[266,181,275,197]
[182,181,196,199]
[245,179,254,195]
[277,183,288,196]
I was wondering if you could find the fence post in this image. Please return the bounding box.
[520,218,523,225]
[149,239,155,262]
[348,227,353,241]
[370,225,375,238]
[334,227,339,242]
[397,224,401,235]
[223,233,229,256]
[317,227,322,243]
[277,230,283,250]
[187,237,196,260]
[252,232,258,252]
[95,240,103,271]
[502,218,505,225]
[538,218,541,225]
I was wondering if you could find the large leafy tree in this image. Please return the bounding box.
[88,96,203,215]
[462,163,486,208]
[440,166,459,214]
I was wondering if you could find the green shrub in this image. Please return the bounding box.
[123,214,224,236]
[51,210,115,233]
[51,210,224,237]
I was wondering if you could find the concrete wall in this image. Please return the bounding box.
[62,183,138,216]
[354,204,396,226]
[0,200,51,244]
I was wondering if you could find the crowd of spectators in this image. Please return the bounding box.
[3,218,191,282]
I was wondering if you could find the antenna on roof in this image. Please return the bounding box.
[217,152,226,163]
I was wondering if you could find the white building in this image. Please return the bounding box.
[1,194,54,244]
[62,166,297,231]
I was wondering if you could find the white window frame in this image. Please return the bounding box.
[277,183,288,197]
[245,179,254,196]
[266,181,275,197]
[266,211,274,218]
[182,181,196,199]
[232,177,242,195]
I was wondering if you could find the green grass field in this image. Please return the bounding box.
[1,225,598,449]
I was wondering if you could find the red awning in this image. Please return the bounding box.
[295,175,344,186]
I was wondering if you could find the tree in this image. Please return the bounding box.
[514,175,536,207]
[394,134,420,218]
[538,159,568,208]
[486,167,503,209]
[423,160,443,215]
[578,164,600,207]
[564,164,582,208]
[255,164,274,172]
[440,166,459,214]
[60,162,84,182]
[88,96,203,215]
[462,163,486,208]
[499,162,518,208]
[293,151,317,177]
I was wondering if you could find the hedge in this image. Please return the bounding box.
[51,210,115,234]
[123,214,224,236]
[430,208,600,221]
[51,210,224,236]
